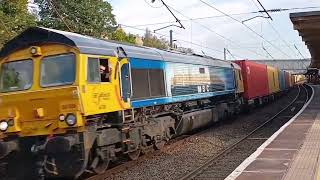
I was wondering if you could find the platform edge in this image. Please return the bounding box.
[225,85,315,180]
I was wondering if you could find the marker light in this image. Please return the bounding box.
[59,114,65,121]
[31,47,37,54]
[65,114,76,126]
[0,121,8,132]
[30,46,42,56]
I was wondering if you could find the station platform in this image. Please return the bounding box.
[226,85,320,180]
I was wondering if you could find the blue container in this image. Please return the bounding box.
[279,70,286,91]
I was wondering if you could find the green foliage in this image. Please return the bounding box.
[34,0,117,38]
[0,0,36,48]
[143,29,168,50]
[0,0,168,50]
[176,47,194,54]
[110,28,136,44]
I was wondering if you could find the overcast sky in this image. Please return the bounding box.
[108,0,319,60]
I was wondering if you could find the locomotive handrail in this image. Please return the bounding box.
[128,62,133,98]
[118,61,123,99]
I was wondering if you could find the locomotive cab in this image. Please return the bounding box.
[0,44,131,137]
[0,44,84,136]
[0,28,134,179]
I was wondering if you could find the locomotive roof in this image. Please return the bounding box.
[0,27,235,68]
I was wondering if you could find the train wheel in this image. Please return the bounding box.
[127,149,141,161]
[154,140,165,150]
[91,156,110,174]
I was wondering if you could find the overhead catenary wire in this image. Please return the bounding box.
[120,24,223,53]
[294,44,309,68]
[154,0,185,29]
[266,22,298,58]
[262,46,275,60]
[294,44,306,59]
[230,43,307,49]
[263,6,320,13]
[249,0,298,59]
[129,6,320,28]
[226,49,236,60]
[119,24,243,59]
[199,0,291,58]
[144,0,163,8]
[46,0,238,58]
[256,0,273,20]
[163,2,267,59]
[130,11,261,27]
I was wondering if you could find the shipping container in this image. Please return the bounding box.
[267,66,280,94]
[285,71,290,88]
[285,71,294,87]
[234,60,269,100]
[291,75,295,87]
[295,75,306,84]
[279,70,286,91]
[234,68,244,93]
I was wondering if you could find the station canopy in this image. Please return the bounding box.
[290,11,320,69]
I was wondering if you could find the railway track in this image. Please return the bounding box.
[179,84,311,180]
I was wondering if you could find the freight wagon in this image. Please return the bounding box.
[279,70,286,91]
[267,66,280,95]
[234,60,269,105]
[234,60,294,107]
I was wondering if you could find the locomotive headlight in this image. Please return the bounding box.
[65,114,76,126]
[0,121,8,132]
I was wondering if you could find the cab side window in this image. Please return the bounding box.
[99,58,110,82]
[87,57,111,83]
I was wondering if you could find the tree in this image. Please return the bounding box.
[109,28,136,44]
[0,0,36,47]
[34,0,117,38]
[176,47,194,54]
[143,29,169,50]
